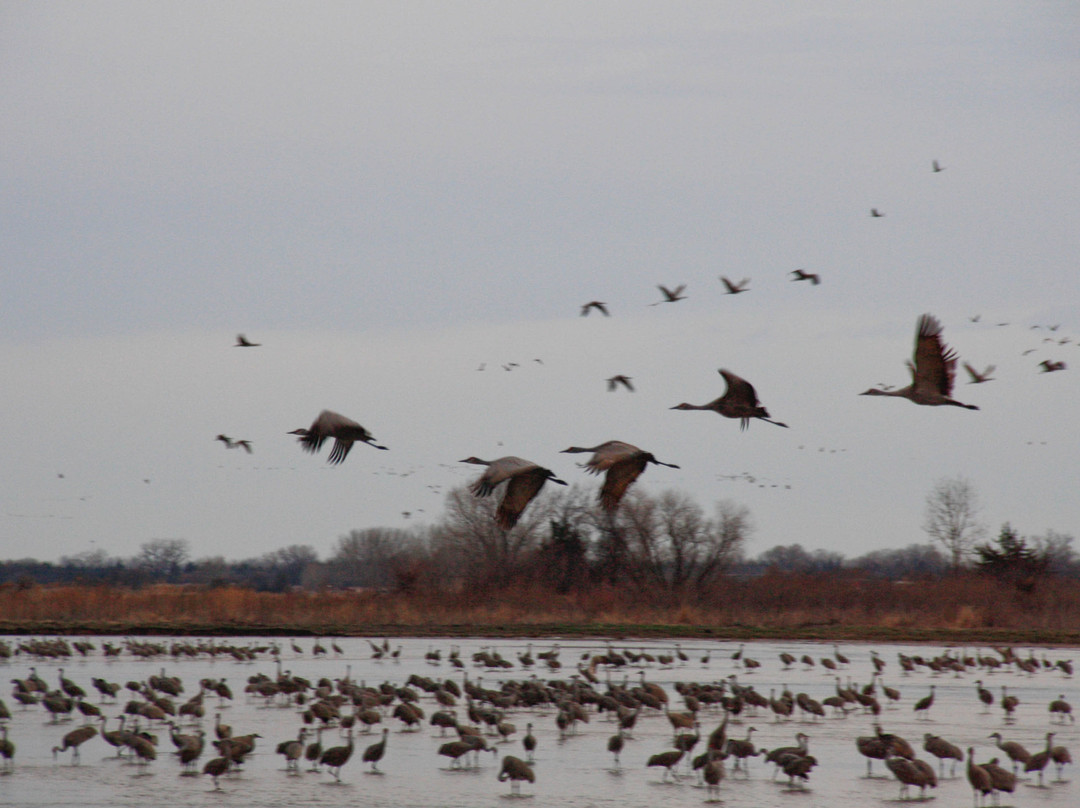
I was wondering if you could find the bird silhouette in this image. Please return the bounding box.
[498,755,535,794]
[870,208,885,217]
[1039,359,1066,373]
[362,727,388,772]
[234,334,260,347]
[561,441,679,512]
[606,375,634,392]
[860,314,979,409]
[719,276,750,294]
[671,369,788,429]
[289,410,388,463]
[932,160,945,173]
[967,747,993,806]
[963,364,996,384]
[650,284,687,305]
[580,301,610,317]
[459,456,567,529]
[790,269,820,285]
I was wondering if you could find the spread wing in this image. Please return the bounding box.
[719,369,761,408]
[599,455,648,511]
[496,468,551,529]
[470,457,534,497]
[911,314,957,396]
[583,442,639,474]
[326,439,354,464]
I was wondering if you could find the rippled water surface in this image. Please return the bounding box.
[0,635,1076,807]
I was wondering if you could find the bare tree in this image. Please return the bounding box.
[59,549,114,568]
[430,485,555,585]
[922,476,983,571]
[612,491,751,597]
[259,544,320,591]
[1032,529,1078,576]
[849,543,948,579]
[535,485,596,593]
[330,528,419,589]
[756,543,816,572]
[710,500,753,578]
[135,538,190,582]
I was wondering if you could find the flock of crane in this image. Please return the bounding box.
[230,298,1061,532]
[1,635,1075,805]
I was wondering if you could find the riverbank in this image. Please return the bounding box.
[4,575,1079,645]
[3,619,1080,646]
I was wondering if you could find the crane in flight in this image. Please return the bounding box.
[860,314,979,410]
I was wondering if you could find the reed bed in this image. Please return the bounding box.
[2,573,1079,640]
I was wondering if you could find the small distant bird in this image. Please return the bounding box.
[932,160,945,173]
[963,364,996,384]
[647,748,685,781]
[1049,695,1075,724]
[671,369,788,429]
[981,758,1017,797]
[561,441,679,512]
[967,747,993,805]
[0,725,13,772]
[362,727,388,772]
[913,686,935,718]
[580,301,610,317]
[607,729,625,768]
[52,724,98,762]
[277,728,307,771]
[790,269,820,285]
[650,284,687,305]
[203,751,232,789]
[289,410,388,463]
[217,434,252,452]
[319,729,355,782]
[1039,359,1066,373]
[923,733,963,776]
[720,276,750,294]
[234,334,260,347]
[969,314,981,322]
[522,723,536,762]
[460,456,568,530]
[607,375,634,392]
[870,208,884,217]
[498,755,535,795]
[860,314,979,410]
[702,749,725,799]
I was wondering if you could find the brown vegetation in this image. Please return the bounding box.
[3,572,1080,643]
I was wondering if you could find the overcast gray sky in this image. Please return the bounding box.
[3,2,1078,563]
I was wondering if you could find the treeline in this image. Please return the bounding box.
[2,486,1076,602]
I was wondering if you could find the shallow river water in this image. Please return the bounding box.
[0,635,1075,807]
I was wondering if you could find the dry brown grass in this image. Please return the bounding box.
[1,574,1079,640]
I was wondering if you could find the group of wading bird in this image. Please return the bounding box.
[1,638,1075,803]
[242,309,1058,530]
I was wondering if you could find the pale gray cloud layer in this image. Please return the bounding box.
[2,2,1077,561]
